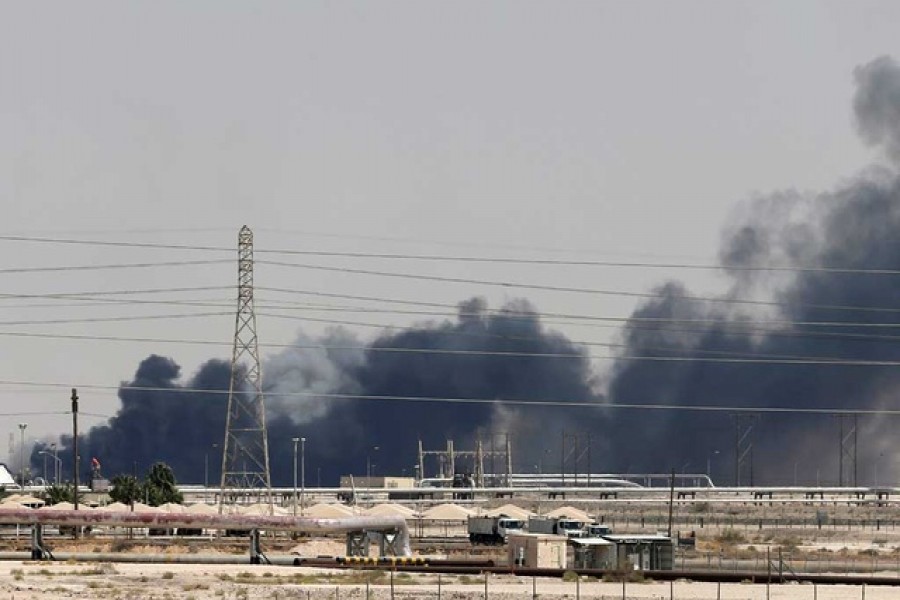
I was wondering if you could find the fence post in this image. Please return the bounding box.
[437,573,441,600]
[532,575,536,600]
[390,569,395,600]
[669,579,673,599]
[622,576,626,600]
[484,571,488,600]
[716,580,720,600]
[366,573,370,600]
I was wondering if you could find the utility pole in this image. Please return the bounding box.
[17,423,26,489]
[71,388,79,539]
[292,437,299,517]
[300,437,306,516]
[505,434,512,487]
[51,443,58,484]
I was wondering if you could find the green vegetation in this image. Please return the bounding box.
[144,462,183,506]
[41,483,74,506]
[108,462,183,506]
[108,475,142,505]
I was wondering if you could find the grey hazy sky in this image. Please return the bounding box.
[2,1,900,450]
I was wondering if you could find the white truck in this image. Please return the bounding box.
[527,516,586,537]
[467,515,526,545]
[584,523,612,537]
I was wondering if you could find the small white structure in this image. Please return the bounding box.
[602,534,675,570]
[0,464,17,487]
[571,537,617,569]
[507,533,567,569]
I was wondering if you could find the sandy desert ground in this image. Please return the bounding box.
[0,560,893,600]
[1,496,899,599]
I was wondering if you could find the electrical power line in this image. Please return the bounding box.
[11,283,900,330]
[3,293,900,359]
[2,233,899,275]
[0,379,898,416]
[0,411,71,417]
[0,312,231,327]
[0,285,233,300]
[0,259,231,275]
[0,328,898,366]
[9,277,900,334]
[257,259,900,315]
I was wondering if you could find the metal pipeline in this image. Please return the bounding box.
[0,551,299,565]
[0,510,412,556]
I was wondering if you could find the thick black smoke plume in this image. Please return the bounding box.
[605,55,900,485]
[43,298,600,486]
[36,56,900,487]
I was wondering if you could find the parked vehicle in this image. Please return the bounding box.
[527,516,586,537]
[584,523,612,537]
[467,515,525,545]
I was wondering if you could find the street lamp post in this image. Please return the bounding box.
[38,451,62,486]
[707,450,720,485]
[365,446,379,505]
[203,444,220,489]
[366,446,380,481]
[51,443,58,484]
[292,437,300,517]
[875,453,884,488]
[210,444,218,491]
[300,437,306,516]
[18,423,27,489]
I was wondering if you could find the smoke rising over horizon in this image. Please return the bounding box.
[41,297,602,486]
[34,56,900,488]
[605,55,900,485]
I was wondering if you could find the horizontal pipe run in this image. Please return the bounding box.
[0,510,411,556]
[294,560,900,586]
[0,551,298,565]
[0,551,897,587]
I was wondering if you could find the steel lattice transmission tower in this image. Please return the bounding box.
[219,226,272,510]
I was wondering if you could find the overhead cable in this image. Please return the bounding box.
[0,379,898,416]
[257,260,900,314]
[2,233,899,275]
[0,328,897,366]
[0,259,231,275]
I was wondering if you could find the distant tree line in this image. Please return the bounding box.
[40,462,183,507]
